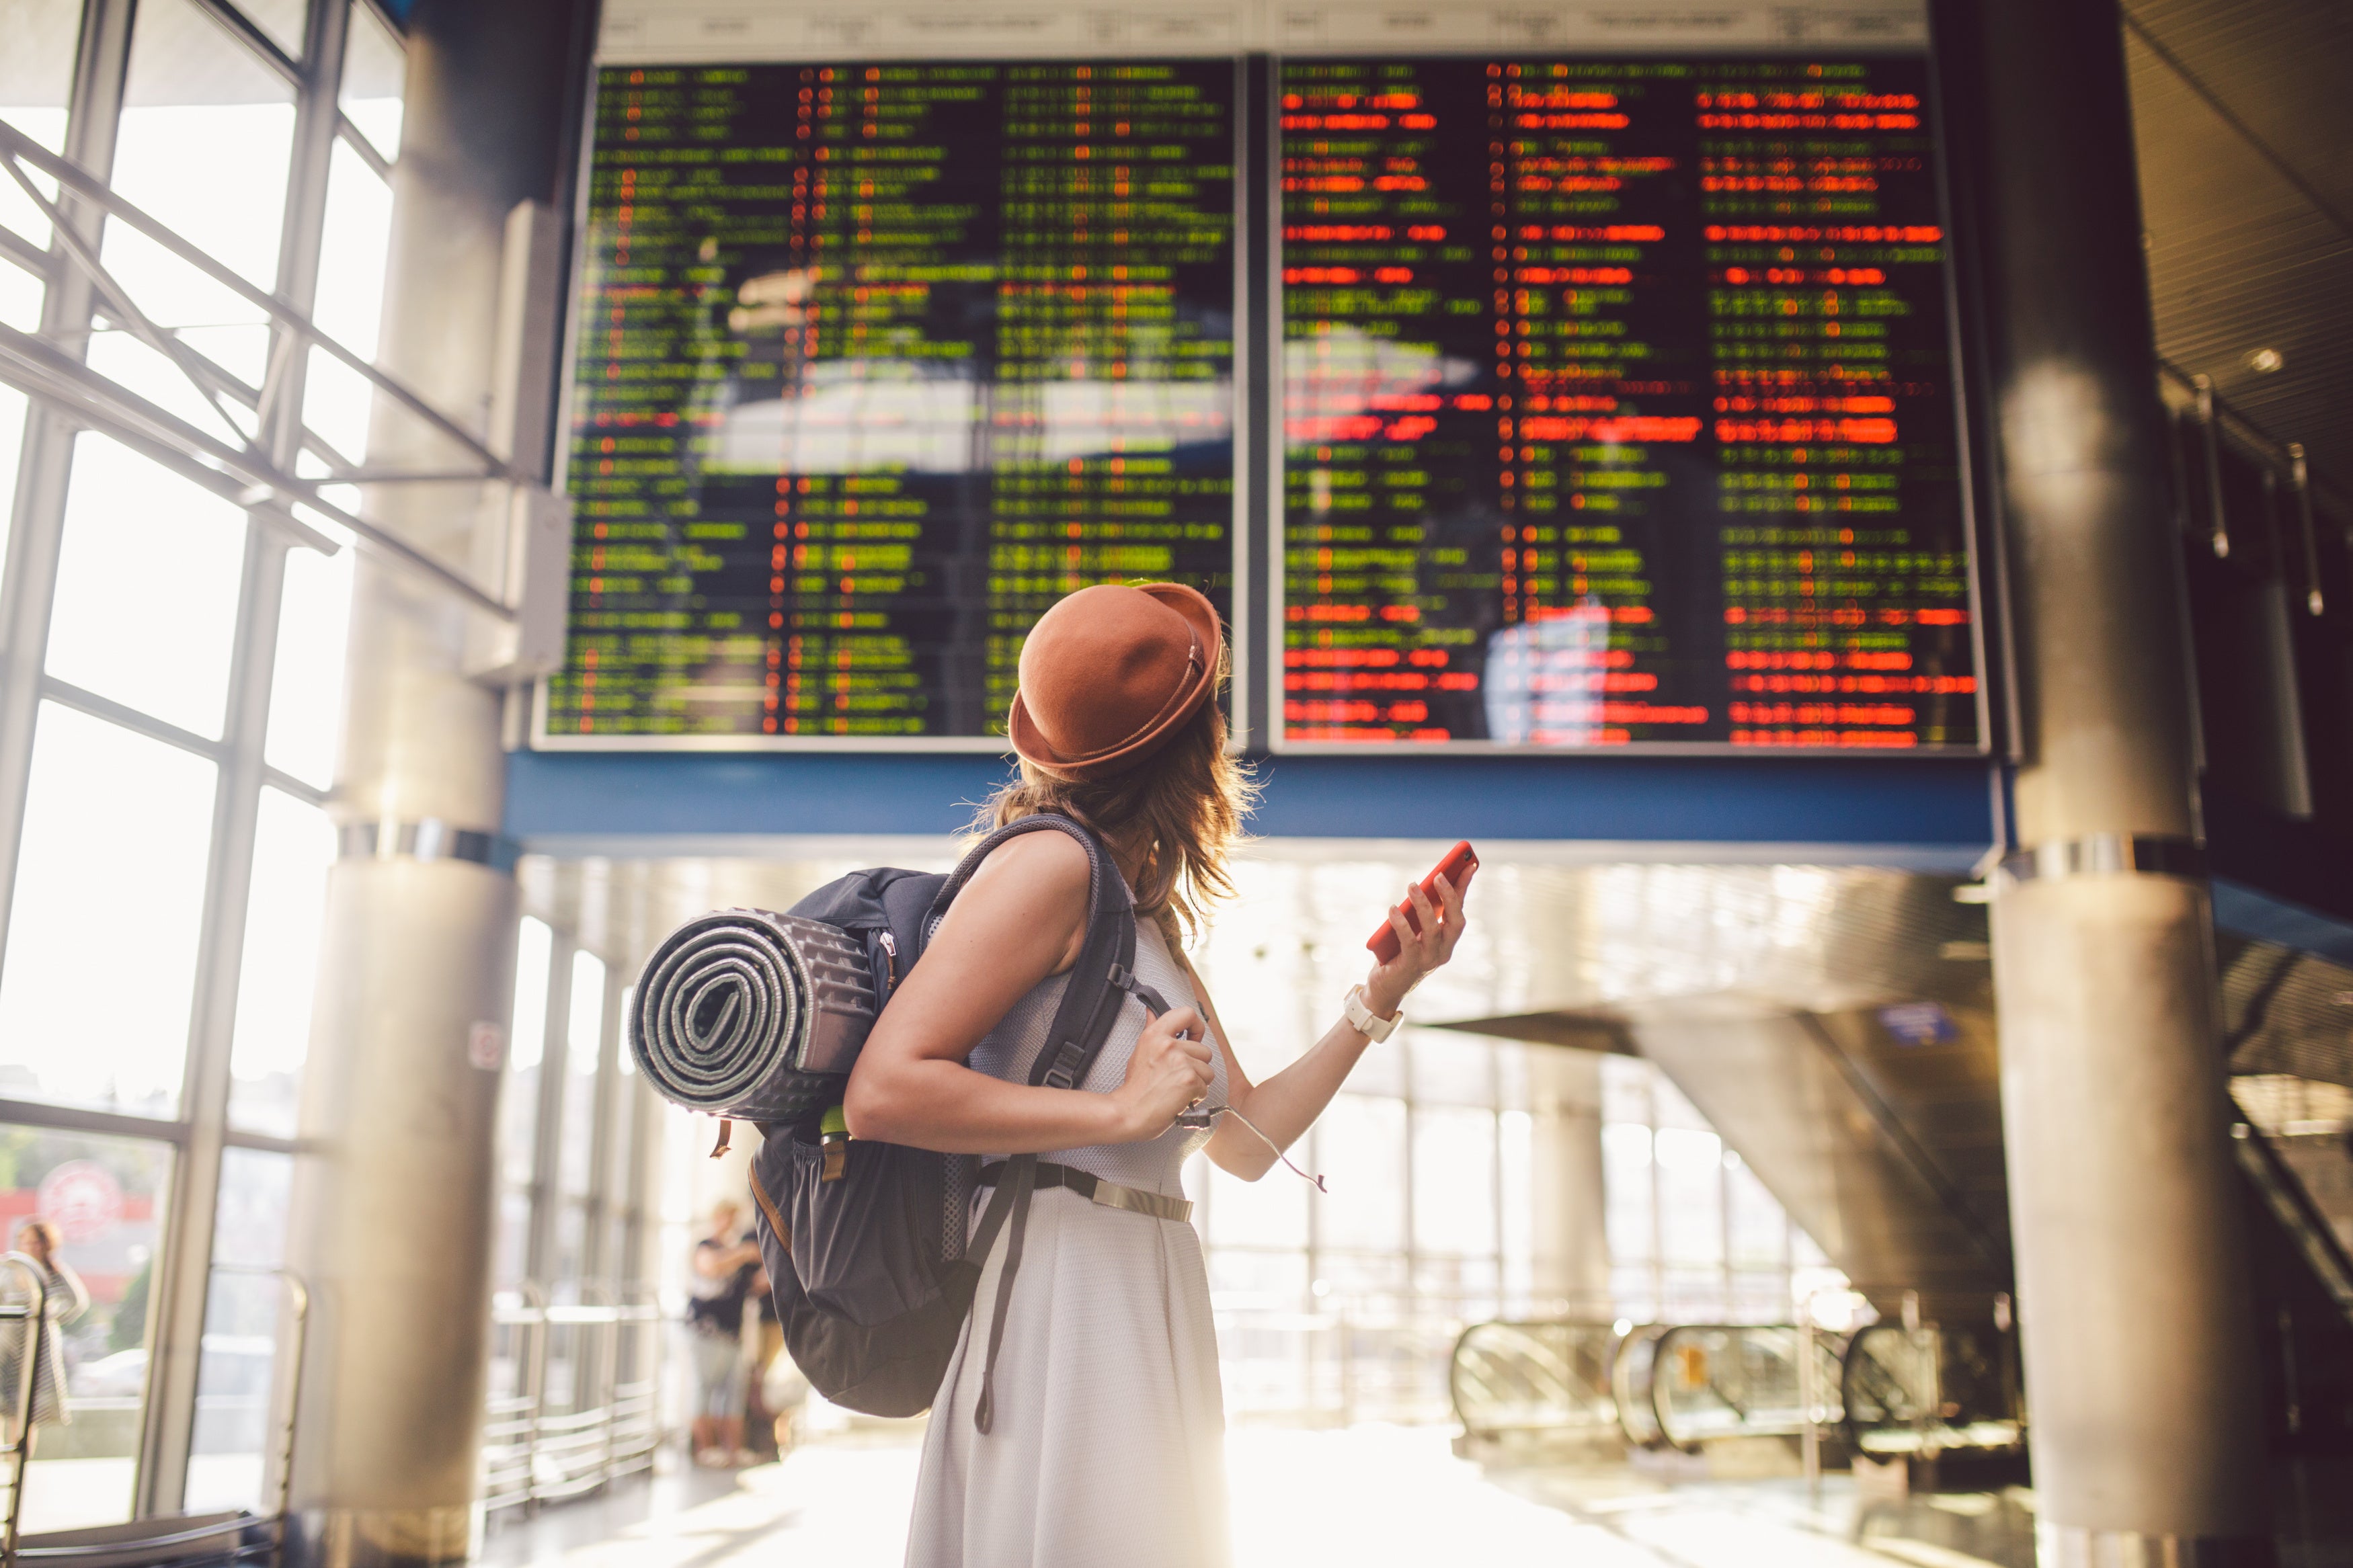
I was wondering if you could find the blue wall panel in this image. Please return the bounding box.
[506,749,1998,858]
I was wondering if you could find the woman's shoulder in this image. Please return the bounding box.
[960,821,1092,903]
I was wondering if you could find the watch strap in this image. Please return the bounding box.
[1345,985,1402,1042]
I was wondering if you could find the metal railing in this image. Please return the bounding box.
[0,1265,311,1567]
[0,1254,54,1562]
[203,1266,311,1553]
[485,1282,664,1518]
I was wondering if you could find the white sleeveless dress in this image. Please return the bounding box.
[905,914,1230,1568]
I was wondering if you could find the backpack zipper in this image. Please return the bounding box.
[877,928,899,993]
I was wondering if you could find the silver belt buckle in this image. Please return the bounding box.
[1090,1180,1191,1223]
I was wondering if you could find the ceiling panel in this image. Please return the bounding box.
[2123,0,2353,506]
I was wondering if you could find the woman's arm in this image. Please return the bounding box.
[843,831,1215,1153]
[1196,868,1475,1180]
[692,1241,760,1278]
[52,1263,89,1322]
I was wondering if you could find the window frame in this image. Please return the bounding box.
[0,0,387,1519]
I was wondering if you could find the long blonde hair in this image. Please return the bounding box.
[975,698,1256,945]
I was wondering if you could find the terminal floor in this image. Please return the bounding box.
[10,1425,2346,1561]
[478,1426,2353,1568]
[465,1423,2070,1568]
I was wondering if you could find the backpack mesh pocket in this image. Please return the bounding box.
[780,1132,944,1327]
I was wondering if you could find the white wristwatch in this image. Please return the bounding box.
[1344,985,1402,1042]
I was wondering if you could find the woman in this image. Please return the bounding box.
[684,1198,760,1467]
[846,583,1474,1567]
[1,1219,89,1450]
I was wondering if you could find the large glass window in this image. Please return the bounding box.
[0,386,28,567]
[299,135,392,461]
[262,540,353,790]
[0,0,412,1520]
[1316,1095,1408,1257]
[0,0,76,345]
[337,1,403,161]
[183,1146,292,1514]
[0,703,217,1116]
[1413,1106,1497,1260]
[558,951,604,1205]
[1182,861,1560,1423]
[0,1126,174,1534]
[1598,1055,1843,1324]
[502,918,553,1190]
[604,997,638,1266]
[227,789,336,1137]
[238,0,310,60]
[112,0,296,294]
[45,433,249,738]
[93,0,298,445]
[495,919,553,1289]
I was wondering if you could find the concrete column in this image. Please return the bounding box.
[1967,0,2272,1561]
[281,2,586,1562]
[1525,1050,1610,1315]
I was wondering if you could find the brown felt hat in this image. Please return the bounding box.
[1008,583,1223,781]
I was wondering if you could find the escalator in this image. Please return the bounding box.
[1449,1321,1620,1456]
[1444,868,2353,1456]
[1638,962,2353,1454]
[1451,1316,2021,1464]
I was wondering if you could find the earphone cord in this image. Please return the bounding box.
[1177,1105,1328,1192]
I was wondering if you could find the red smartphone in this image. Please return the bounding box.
[1367,841,1478,963]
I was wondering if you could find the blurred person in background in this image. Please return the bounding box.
[1,1220,88,1453]
[742,1257,806,1462]
[742,1258,778,1461]
[686,1198,760,1467]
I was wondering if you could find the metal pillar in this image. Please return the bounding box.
[1966,0,2272,1559]
[1525,1050,1609,1315]
[281,1,586,1562]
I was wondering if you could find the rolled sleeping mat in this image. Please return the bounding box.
[631,909,880,1122]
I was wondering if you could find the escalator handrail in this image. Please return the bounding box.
[11,1515,270,1563]
[1839,1321,1927,1443]
[1610,1323,1669,1448]
[1447,1319,1618,1436]
[1646,1323,1840,1453]
[1652,1324,1769,1453]
[2232,1118,2353,1319]
[1838,1319,2027,1454]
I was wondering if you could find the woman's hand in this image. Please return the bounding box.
[1363,865,1477,1019]
[1111,1004,1215,1141]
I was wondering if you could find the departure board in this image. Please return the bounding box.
[548,60,1237,742]
[1279,55,1980,751]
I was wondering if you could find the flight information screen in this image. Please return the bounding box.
[547,59,1237,742]
[1279,54,1980,751]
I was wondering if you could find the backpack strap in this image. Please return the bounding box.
[930,812,1155,1434]
[925,811,1142,1094]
